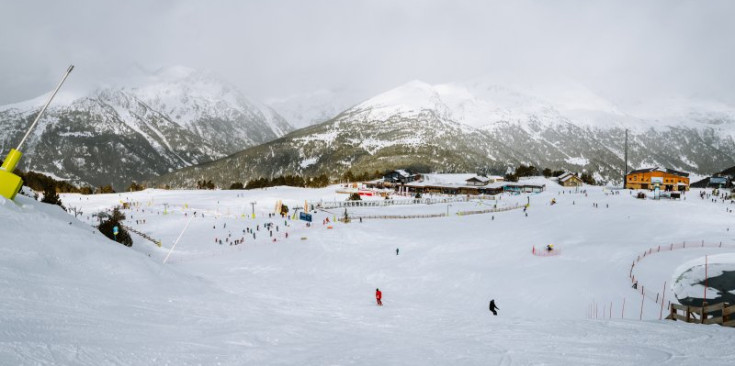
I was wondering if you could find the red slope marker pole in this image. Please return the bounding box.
[640,286,645,320]
[622,298,626,319]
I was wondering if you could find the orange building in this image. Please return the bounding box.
[626,167,689,191]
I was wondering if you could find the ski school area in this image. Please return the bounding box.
[2,176,735,364]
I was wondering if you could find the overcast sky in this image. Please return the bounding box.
[1,0,733,106]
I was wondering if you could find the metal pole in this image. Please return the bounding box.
[624,129,628,188]
[659,281,667,320]
[622,298,625,319]
[16,65,75,151]
[704,255,708,303]
[640,286,645,320]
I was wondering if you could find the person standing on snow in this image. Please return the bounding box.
[396,248,399,255]
[489,299,499,315]
[376,288,383,306]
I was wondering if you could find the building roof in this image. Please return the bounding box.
[558,173,580,182]
[466,176,491,184]
[394,169,410,177]
[628,167,689,177]
[392,174,545,191]
[716,165,735,178]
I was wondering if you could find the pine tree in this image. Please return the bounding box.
[229,182,244,190]
[580,173,596,185]
[41,186,64,209]
[98,208,133,247]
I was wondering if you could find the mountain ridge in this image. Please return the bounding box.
[150,79,735,188]
[0,66,293,190]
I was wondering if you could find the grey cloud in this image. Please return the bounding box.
[1,0,733,106]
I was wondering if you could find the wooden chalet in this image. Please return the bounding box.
[557,173,583,187]
[626,167,689,191]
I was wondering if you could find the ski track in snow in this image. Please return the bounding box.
[1,183,735,365]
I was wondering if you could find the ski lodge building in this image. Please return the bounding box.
[382,170,420,185]
[365,173,545,195]
[625,167,690,191]
[557,173,583,187]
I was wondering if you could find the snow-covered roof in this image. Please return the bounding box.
[466,176,491,183]
[629,167,689,177]
[410,174,476,186]
[558,173,580,182]
[402,174,543,190]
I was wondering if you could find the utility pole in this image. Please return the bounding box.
[624,129,629,189]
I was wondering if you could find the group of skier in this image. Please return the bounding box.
[373,247,500,316]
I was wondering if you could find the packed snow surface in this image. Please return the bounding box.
[2,181,735,365]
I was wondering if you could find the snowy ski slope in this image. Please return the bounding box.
[1,181,735,365]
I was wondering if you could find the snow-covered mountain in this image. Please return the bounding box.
[0,66,292,189]
[152,79,735,188]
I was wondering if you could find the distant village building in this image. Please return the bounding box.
[366,171,543,196]
[691,176,731,189]
[557,173,583,187]
[691,165,735,188]
[465,176,491,186]
[382,170,419,184]
[626,167,689,191]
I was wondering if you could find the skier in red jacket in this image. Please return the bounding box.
[376,288,383,306]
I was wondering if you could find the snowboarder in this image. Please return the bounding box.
[376,288,383,306]
[396,248,399,255]
[489,299,499,315]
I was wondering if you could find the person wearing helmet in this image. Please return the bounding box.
[376,288,383,306]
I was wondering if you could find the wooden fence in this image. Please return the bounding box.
[310,196,470,210]
[339,213,447,221]
[338,203,523,221]
[628,241,735,306]
[456,204,522,216]
[668,302,735,327]
[123,225,161,247]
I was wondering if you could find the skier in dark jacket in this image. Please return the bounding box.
[489,299,499,315]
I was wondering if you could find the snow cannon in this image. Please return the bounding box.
[0,148,24,200]
[0,65,74,200]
